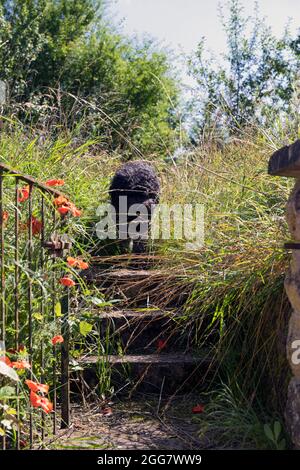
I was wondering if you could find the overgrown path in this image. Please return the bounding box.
[50,399,205,450]
[51,259,209,450]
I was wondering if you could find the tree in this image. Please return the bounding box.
[188,0,298,139]
[0,0,180,155]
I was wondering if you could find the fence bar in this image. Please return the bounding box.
[28,184,33,448]
[0,170,6,450]
[61,289,70,428]
[52,208,57,435]
[14,178,20,450]
[14,178,19,348]
[0,170,5,345]
[0,163,65,197]
[40,194,45,444]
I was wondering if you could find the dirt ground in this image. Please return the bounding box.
[47,396,209,450]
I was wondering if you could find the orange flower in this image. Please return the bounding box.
[25,379,49,394]
[53,195,81,217]
[57,205,70,215]
[157,339,167,351]
[59,203,81,217]
[12,360,31,370]
[67,257,89,270]
[69,203,82,217]
[192,404,205,414]
[79,261,88,269]
[0,355,12,367]
[29,390,40,407]
[53,195,69,207]
[18,186,30,203]
[51,335,64,345]
[1,211,9,224]
[28,216,43,236]
[59,277,76,287]
[39,396,53,414]
[67,256,77,267]
[30,391,53,414]
[45,179,65,187]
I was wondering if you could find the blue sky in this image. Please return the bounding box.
[109,0,300,86]
[110,0,300,54]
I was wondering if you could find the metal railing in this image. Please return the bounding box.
[0,163,71,449]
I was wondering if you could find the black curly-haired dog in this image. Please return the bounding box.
[109,161,160,253]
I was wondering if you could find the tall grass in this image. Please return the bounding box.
[0,118,294,446]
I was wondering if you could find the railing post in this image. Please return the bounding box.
[0,169,5,347]
[0,169,6,451]
[42,230,72,431]
[61,289,70,429]
[269,140,300,449]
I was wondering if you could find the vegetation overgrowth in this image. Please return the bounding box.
[0,118,294,448]
[1,0,299,449]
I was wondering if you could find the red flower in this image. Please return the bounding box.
[67,256,78,267]
[25,379,49,394]
[67,257,89,270]
[59,277,76,287]
[69,203,81,217]
[28,216,43,236]
[53,196,81,217]
[79,261,88,269]
[0,355,12,367]
[18,186,30,203]
[53,196,69,207]
[11,360,31,370]
[57,205,70,215]
[59,203,81,217]
[157,339,167,351]
[30,391,53,414]
[1,211,9,224]
[192,404,205,414]
[51,335,64,346]
[45,179,65,187]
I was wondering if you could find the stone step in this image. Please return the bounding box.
[82,267,189,307]
[73,351,212,395]
[87,308,191,354]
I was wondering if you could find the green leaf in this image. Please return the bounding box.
[278,438,286,450]
[0,386,16,399]
[55,302,62,317]
[79,321,93,337]
[263,423,274,442]
[0,427,5,437]
[274,421,281,441]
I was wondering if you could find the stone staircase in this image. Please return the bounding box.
[74,262,212,396]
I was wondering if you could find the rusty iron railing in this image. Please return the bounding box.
[0,163,72,449]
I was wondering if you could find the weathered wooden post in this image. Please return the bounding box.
[269,140,300,448]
